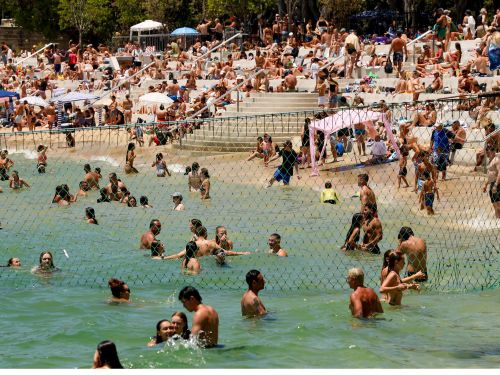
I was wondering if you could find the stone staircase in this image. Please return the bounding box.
[174,92,319,152]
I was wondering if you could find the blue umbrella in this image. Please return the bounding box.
[171,27,199,35]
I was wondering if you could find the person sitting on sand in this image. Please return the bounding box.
[347,268,383,318]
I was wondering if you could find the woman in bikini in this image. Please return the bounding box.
[124,142,139,174]
[247,136,265,161]
[188,162,202,191]
[181,241,201,275]
[200,168,211,200]
[380,251,419,305]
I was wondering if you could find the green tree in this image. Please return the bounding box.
[319,0,366,26]
[207,0,274,31]
[12,0,60,39]
[58,0,112,47]
[113,0,146,33]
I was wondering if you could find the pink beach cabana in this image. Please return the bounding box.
[308,109,400,176]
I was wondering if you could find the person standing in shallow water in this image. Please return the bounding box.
[380,251,419,306]
[124,143,139,174]
[347,267,383,318]
[178,286,219,348]
[241,269,267,317]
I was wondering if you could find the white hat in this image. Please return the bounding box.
[171,192,182,198]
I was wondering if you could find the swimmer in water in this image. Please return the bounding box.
[178,286,219,348]
[77,181,91,197]
[171,311,191,340]
[9,170,30,189]
[380,251,419,306]
[33,251,60,274]
[83,164,101,190]
[181,241,201,274]
[140,196,153,208]
[268,233,288,256]
[97,188,111,203]
[85,207,98,225]
[140,219,162,249]
[36,145,48,173]
[172,192,185,211]
[92,341,123,369]
[347,267,383,318]
[6,257,21,268]
[149,240,165,259]
[147,320,176,347]
[108,278,131,303]
[241,269,267,317]
[151,153,171,177]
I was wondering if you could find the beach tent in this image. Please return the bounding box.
[308,109,400,176]
[130,20,164,43]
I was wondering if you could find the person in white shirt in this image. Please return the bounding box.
[364,135,387,165]
[463,10,476,39]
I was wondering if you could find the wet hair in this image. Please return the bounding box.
[382,249,392,268]
[215,226,226,245]
[150,240,163,256]
[185,241,198,260]
[84,163,91,172]
[39,251,55,268]
[184,166,191,175]
[191,218,202,229]
[344,213,363,245]
[178,285,202,303]
[270,233,281,242]
[325,181,332,189]
[191,162,200,172]
[200,168,210,178]
[245,269,261,287]
[149,219,161,229]
[95,340,123,369]
[195,226,207,238]
[398,227,414,241]
[154,319,171,344]
[348,267,364,283]
[7,257,18,267]
[127,196,137,207]
[171,311,190,339]
[99,188,109,199]
[108,278,127,298]
[365,202,377,213]
[140,196,149,206]
[85,207,98,225]
[156,153,163,161]
[358,173,369,183]
[387,251,404,273]
[109,172,117,180]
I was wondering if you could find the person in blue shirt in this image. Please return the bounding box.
[429,123,454,180]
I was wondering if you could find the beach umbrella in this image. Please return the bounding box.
[171,27,199,35]
[22,96,49,107]
[93,97,113,107]
[53,91,98,103]
[139,92,174,106]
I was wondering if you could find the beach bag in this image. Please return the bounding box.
[384,60,393,74]
[336,142,345,157]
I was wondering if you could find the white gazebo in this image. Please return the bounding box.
[129,20,164,44]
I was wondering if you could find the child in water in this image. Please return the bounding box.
[320,181,339,204]
[420,171,439,215]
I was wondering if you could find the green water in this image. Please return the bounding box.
[0,152,499,368]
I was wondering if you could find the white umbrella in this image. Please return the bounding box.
[93,97,113,107]
[53,91,98,103]
[22,96,49,107]
[138,92,174,106]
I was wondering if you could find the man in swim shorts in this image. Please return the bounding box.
[388,31,407,74]
[267,140,300,187]
[179,286,219,347]
[347,268,383,318]
[241,269,267,317]
[358,173,377,213]
[396,227,428,282]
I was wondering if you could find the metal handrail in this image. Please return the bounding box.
[407,29,433,46]
[15,43,54,65]
[192,33,242,64]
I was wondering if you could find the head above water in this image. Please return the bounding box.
[178,285,202,304]
[398,227,414,241]
[94,340,123,369]
[347,267,364,285]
